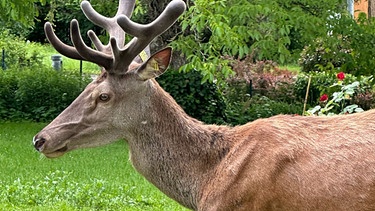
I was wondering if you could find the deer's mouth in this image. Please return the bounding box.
[43,145,69,158]
[55,145,68,153]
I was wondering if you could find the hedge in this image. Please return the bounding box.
[0,68,91,122]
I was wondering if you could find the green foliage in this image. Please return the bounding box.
[0,0,47,28]
[0,70,18,119]
[173,0,346,85]
[0,30,47,69]
[27,0,146,44]
[299,36,352,73]
[305,70,374,116]
[295,70,375,113]
[307,81,365,116]
[0,68,91,121]
[222,57,303,125]
[299,12,375,76]
[1,170,163,210]
[158,69,226,124]
[294,71,340,106]
[225,95,303,125]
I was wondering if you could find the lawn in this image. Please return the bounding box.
[0,122,188,210]
[42,45,100,74]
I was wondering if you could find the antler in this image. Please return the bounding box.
[44,0,186,73]
[113,0,186,70]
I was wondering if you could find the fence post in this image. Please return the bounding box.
[248,79,253,97]
[2,49,6,70]
[80,60,83,88]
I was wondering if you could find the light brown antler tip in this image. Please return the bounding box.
[169,0,187,15]
[44,21,51,28]
[44,22,55,35]
[71,19,79,25]
[80,0,90,8]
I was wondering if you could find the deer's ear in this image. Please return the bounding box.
[136,47,172,80]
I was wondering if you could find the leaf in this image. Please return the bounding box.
[355,107,364,113]
[307,105,321,115]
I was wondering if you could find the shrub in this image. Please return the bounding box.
[225,55,298,104]
[294,71,339,106]
[158,69,226,124]
[299,13,375,76]
[306,76,365,116]
[299,36,352,73]
[0,67,91,121]
[0,31,47,69]
[225,95,303,125]
[294,70,375,112]
[220,56,303,125]
[0,70,19,119]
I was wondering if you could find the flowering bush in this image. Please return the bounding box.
[306,72,365,116]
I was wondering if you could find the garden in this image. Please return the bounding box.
[1,0,375,210]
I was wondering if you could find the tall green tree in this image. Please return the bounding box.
[0,0,47,27]
[172,0,347,84]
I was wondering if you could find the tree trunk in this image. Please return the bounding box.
[369,0,375,17]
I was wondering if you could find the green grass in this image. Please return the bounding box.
[0,122,188,210]
[27,43,100,74]
[40,45,100,74]
[278,64,301,73]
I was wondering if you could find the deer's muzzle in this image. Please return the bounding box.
[33,136,46,151]
[32,134,68,158]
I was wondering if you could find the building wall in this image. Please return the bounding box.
[355,0,368,18]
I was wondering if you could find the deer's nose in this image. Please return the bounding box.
[33,136,46,151]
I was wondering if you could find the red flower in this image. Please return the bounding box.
[337,72,345,81]
[320,94,328,102]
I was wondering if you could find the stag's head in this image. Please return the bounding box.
[33,0,186,158]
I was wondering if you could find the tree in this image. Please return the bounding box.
[369,0,375,17]
[0,0,47,28]
[172,0,348,85]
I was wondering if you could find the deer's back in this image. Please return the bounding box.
[199,110,375,211]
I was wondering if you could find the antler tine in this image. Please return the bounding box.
[44,0,137,71]
[44,22,84,60]
[44,21,113,69]
[117,0,136,17]
[81,0,135,51]
[115,0,186,70]
[70,19,113,69]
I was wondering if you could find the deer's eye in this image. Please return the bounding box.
[99,93,110,102]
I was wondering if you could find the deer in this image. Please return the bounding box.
[32,0,375,210]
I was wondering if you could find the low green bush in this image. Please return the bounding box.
[0,30,48,69]
[225,95,303,125]
[294,71,339,106]
[158,69,226,124]
[294,70,375,109]
[222,56,303,125]
[0,68,91,121]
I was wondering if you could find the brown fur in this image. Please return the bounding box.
[35,66,375,210]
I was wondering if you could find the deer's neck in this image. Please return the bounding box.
[124,80,232,209]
